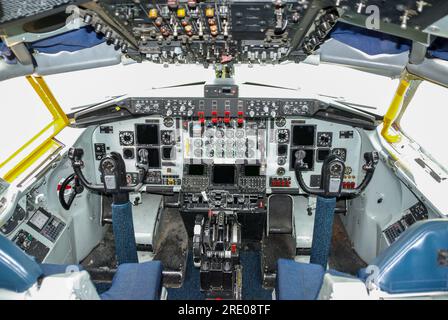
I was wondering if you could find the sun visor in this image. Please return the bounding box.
[328,22,412,56]
[29,26,105,54]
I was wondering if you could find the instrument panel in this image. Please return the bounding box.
[91,100,364,209]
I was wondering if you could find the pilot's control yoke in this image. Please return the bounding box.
[64,147,140,265]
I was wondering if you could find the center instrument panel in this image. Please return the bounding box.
[91,92,364,212]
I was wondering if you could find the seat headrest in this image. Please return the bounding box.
[359,219,448,294]
[0,233,43,292]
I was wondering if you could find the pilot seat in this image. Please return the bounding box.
[276,219,448,299]
[0,233,163,300]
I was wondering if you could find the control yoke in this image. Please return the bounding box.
[294,150,379,198]
[70,148,141,193]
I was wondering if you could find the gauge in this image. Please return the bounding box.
[277,129,290,143]
[225,129,234,139]
[101,159,116,174]
[275,117,286,127]
[193,139,203,148]
[215,129,225,138]
[119,131,134,146]
[330,163,343,176]
[163,117,174,128]
[277,167,286,176]
[235,129,245,139]
[332,148,347,161]
[345,166,353,175]
[277,157,286,165]
[161,130,174,145]
[317,132,333,147]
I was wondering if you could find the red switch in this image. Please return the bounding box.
[237,111,244,117]
[211,111,218,116]
[198,111,205,118]
[199,118,205,124]
[224,118,230,124]
[237,118,244,125]
[231,243,237,253]
[212,118,218,124]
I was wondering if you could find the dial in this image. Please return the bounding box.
[330,163,344,176]
[119,131,134,146]
[101,159,116,174]
[235,129,245,139]
[277,167,286,176]
[317,132,333,148]
[332,148,347,161]
[161,130,174,145]
[163,117,174,128]
[345,166,353,175]
[277,129,290,143]
[275,117,286,127]
[277,157,286,165]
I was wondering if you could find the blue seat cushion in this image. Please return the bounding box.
[100,261,163,300]
[358,220,448,294]
[276,259,325,300]
[40,264,84,277]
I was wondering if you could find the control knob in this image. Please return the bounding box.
[249,110,255,118]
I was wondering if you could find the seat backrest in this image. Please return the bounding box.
[359,219,448,294]
[0,233,43,292]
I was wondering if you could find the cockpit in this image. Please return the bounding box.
[1,0,448,302]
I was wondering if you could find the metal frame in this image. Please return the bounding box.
[0,76,70,182]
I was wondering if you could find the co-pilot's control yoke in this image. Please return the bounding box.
[294,150,379,268]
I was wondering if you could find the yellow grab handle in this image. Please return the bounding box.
[381,78,410,143]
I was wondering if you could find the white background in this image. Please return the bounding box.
[0,62,447,169]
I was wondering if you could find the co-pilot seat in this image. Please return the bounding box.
[276,219,448,299]
[0,233,163,300]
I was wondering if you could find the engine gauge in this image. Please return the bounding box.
[275,117,286,127]
[161,130,175,145]
[163,117,174,128]
[332,148,347,161]
[119,131,135,146]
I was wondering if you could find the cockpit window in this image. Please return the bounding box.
[399,81,448,170]
[35,63,398,115]
[0,78,52,174]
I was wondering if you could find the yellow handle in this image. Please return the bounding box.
[381,78,410,143]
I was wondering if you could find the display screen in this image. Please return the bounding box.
[29,209,50,231]
[292,125,315,146]
[147,148,161,168]
[317,149,331,162]
[212,165,235,185]
[162,146,175,160]
[244,165,261,177]
[188,164,205,176]
[136,124,159,145]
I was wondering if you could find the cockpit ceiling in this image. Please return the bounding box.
[1,1,448,83]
